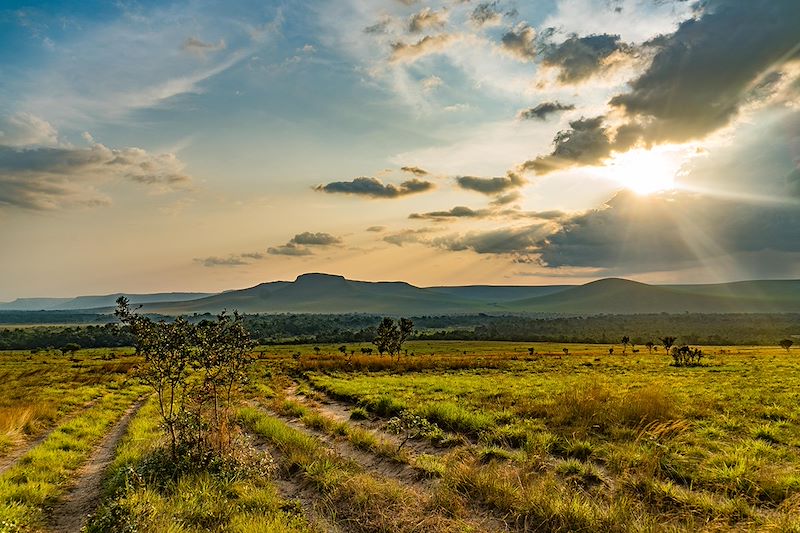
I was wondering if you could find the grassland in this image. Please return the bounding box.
[0,341,798,532]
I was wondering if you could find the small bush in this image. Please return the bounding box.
[350,407,369,421]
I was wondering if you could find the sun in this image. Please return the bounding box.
[602,148,682,195]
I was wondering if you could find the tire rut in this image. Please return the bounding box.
[0,399,99,476]
[289,384,451,458]
[250,435,340,533]
[46,398,145,533]
[260,402,510,533]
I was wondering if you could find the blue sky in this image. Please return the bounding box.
[1,0,799,299]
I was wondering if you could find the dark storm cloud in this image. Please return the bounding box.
[519,101,576,121]
[520,116,614,174]
[314,176,434,198]
[609,0,800,144]
[541,33,630,83]
[537,191,800,270]
[455,172,525,194]
[501,25,536,60]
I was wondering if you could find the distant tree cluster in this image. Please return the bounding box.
[2,312,799,350]
[372,317,414,358]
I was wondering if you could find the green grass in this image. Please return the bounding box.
[300,345,800,529]
[0,387,145,532]
[87,399,310,533]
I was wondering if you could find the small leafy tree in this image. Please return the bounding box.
[313,346,321,355]
[116,297,194,457]
[115,297,254,458]
[645,341,655,354]
[372,317,396,356]
[386,411,442,451]
[371,317,414,360]
[621,336,630,355]
[62,342,81,356]
[670,345,704,367]
[338,345,347,356]
[660,336,677,355]
[779,339,793,352]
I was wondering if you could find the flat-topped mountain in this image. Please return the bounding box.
[3,274,800,315]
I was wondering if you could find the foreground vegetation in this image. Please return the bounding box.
[1,337,799,531]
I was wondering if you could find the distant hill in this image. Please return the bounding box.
[507,278,800,314]
[4,274,800,315]
[144,273,487,315]
[427,285,571,302]
[0,292,213,311]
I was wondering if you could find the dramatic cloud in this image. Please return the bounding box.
[390,34,457,63]
[609,0,800,144]
[195,255,249,267]
[456,172,525,195]
[409,206,491,220]
[400,165,429,176]
[181,37,227,57]
[0,113,58,147]
[383,228,432,246]
[433,224,551,257]
[501,24,536,60]
[267,231,342,256]
[315,176,434,198]
[471,2,502,27]
[267,244,313,256]
[520,116,614,174]
[541,33,630,83]
[537,191,800,271]
[290,232,341,246]
[408,8,447,33]
[491,191,522,206]
[194,250,266,267]
[519,102,576,121]
[0,125,191,210]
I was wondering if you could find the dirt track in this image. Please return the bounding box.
[46,399,144,533]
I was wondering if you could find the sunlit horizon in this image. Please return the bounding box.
[1,0,799,300]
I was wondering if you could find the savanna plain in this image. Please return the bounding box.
[1,340,799,533]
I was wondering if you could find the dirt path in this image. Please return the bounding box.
[0,400,98,476]
[251,436,340,533]
[46,399,144,533]
[288,384,450,458]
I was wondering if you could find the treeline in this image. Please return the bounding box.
[1,313,798,350]
[0,323,135,350]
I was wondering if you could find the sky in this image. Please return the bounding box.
[1,0,799,299]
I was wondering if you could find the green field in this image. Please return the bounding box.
[1,342,799,532]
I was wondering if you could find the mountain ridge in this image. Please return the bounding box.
[3,274,800,315]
